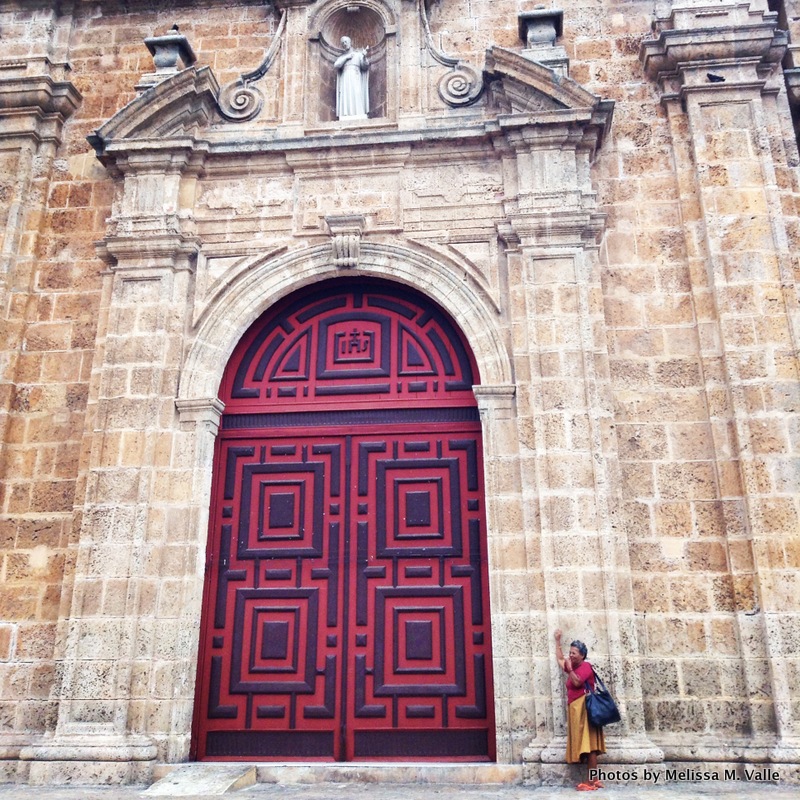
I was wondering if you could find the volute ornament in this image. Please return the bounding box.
[218,8,287,122]
[419,0,483,107]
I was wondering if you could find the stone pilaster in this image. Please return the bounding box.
[276,0,315,135]
[22,139,206,783]
[493,119,662,775]
[473,384,530,763]
[0,56,81,768]
[642,2,800,762]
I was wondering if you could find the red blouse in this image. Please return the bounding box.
[564,660,595,705]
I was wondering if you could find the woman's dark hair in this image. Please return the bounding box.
[570,640,588,658]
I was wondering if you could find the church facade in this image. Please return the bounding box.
[0,0,798,786]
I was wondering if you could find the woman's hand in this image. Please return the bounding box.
[554,629,562,643]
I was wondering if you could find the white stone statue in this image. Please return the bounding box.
[335,36,369,120]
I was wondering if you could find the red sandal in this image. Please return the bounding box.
[576,783,597,791]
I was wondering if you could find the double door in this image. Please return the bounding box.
[193,419,495,761]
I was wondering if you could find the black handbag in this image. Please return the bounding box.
[584,666,621,727]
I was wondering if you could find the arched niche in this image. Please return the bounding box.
[310,0,397,124]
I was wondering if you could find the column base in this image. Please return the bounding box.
[19,733,157,785]
[537,733,664,765]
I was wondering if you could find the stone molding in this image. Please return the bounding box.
[539,735,664,765]
[175,397,225,434]
[0,57,81,143]
[640,3,787,98]
[473,384,517,400]
[20,736,157,764]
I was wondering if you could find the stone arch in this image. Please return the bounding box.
[176,242,520,764]
[179,242,512,407]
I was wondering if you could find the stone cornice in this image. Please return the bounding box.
[0,58,82,143]
[640,3,787,97]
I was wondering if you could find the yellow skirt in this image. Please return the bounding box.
[566,694,606,764]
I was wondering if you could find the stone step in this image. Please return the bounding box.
[150,763,522,789]
[256,763,523,785]
[142,764,257,796]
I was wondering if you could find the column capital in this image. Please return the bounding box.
[176,397,225,434]
[640,3,787,98]
[501,210,607,249]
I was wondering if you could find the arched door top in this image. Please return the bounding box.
[220,279,479,414]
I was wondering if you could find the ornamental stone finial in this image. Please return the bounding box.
[517,9,568,76]
[137,24,197,91]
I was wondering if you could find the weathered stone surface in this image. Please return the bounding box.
[0,0,797,786]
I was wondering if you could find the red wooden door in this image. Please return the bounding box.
[193,282,495,761]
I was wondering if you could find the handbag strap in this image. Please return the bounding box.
[590,665,609,693]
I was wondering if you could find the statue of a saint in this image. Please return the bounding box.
[335,36,369,120]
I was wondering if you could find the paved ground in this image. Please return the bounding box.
[0,782,799,800]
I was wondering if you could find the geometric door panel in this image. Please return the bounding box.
[193,281,495,761]
[194,426,495,761]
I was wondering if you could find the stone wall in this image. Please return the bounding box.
[0,0,797,785]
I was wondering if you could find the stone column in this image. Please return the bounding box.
[642,2,800,762]
[494,121,662,778]
[22,141,205,784]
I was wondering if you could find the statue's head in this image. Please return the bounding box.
[341,36,352,49]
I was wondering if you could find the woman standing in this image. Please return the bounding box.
[555,629,606,791]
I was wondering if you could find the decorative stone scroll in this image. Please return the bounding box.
[418,0,483,107]
[325,214,366,268]
[218,8,287,121]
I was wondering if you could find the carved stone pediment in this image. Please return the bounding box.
[484,46,613,155]
[87,67,219,161]
[484,47,602,114]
